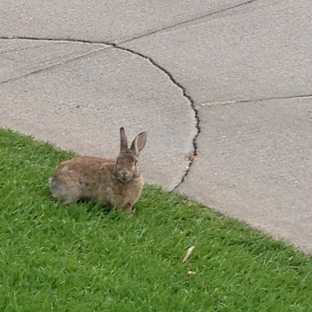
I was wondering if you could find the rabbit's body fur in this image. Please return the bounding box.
[50,128,147,213]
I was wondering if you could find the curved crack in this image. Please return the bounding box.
[115,45,201,191]
[0,36,201,189]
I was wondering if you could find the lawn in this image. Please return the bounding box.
[0,128,312,312]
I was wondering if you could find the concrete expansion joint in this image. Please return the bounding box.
[200,94,312,107]
[1,36,201,189]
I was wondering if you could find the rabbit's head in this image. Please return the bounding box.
[113,127,147,182]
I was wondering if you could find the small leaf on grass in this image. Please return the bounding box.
[182,246,195,263]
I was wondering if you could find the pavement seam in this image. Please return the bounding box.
[0,36,113,46]
[0,43,61,55]
[117,0,258,44]
[0,46,107,85]
[200,94,312,107]
[1,36,200,189]
[0,0,258,47]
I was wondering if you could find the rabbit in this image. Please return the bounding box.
[49,127,147,213]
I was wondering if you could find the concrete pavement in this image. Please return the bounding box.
[1,1,311,252]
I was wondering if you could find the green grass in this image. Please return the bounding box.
[1,128,312,312]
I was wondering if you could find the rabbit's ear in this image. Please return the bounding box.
[120,127,128,151]
[130,131,147,156]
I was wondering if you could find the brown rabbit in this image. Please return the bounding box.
[49,127,147,213]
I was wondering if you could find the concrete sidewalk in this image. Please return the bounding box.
[1,1,311,252]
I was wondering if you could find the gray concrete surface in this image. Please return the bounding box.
[123,0,312,103]
[0,0,251,42]
[177,99,312,252]
[0,1,311,252]
[0,40,196,191]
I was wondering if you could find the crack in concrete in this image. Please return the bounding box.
[0,45,107,85]
[0,36,200,190]
[0,43,56,55]
[200,94,312,107]
[118,0,258,44]
[115,45,201,191]
[0,36,112,46]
